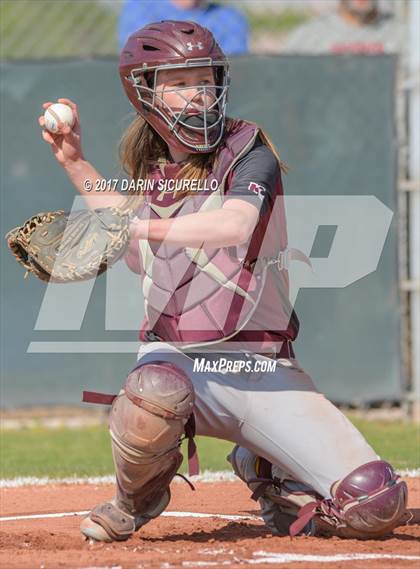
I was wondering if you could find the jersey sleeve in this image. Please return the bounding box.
[224,137,280,217]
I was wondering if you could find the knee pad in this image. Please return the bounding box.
[110,361,195,458]
[329,460,408,538]
[291,460,408,538]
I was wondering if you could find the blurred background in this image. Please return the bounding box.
[0,0,419,427]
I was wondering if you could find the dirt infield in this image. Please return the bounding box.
[1,478,419,569]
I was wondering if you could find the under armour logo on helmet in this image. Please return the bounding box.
[186,42,204,51]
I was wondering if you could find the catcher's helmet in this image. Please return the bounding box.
[119,20,230,154]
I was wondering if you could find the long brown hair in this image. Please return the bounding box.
[118,115,287,211]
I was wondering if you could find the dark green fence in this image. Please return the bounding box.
[0,55,400,406]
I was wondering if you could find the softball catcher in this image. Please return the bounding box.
[34,21,407,542]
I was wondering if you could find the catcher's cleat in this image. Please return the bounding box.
[80,490,170,542]
[80,512,118,543]
[258,495,315,537]
[227,446,317,537]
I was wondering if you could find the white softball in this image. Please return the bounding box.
[43,103,75,133]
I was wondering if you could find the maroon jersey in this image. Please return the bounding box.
[223,136,299,354]
[124,120,299,356]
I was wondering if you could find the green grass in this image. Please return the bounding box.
[349,416,420,471]
[245,8,310,35]
[0,426,234,479]
[1,425,114,479]
[1,418,418,479]
[0,0,118,60]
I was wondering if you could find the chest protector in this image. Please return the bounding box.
[125,120,291,349]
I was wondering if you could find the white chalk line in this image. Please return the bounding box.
[251,551,420,564]
[1,468,419,488]
[0,512,417,569]
[0,470,238,488]
[160,552,420,567]
[76,554,420,569]
[0,511,418,567]
[0,509,259,523]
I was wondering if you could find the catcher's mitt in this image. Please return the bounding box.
[5,207,133,283]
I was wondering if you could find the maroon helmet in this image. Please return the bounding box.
[119,20,230,154]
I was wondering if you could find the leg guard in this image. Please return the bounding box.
[290,460,408,539]
[111,361,195,514]
[81,361,194,541]
[227,445,320,536]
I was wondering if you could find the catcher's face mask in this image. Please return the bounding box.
[129,61,229,153]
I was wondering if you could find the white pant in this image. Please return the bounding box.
[136,342,378,497]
